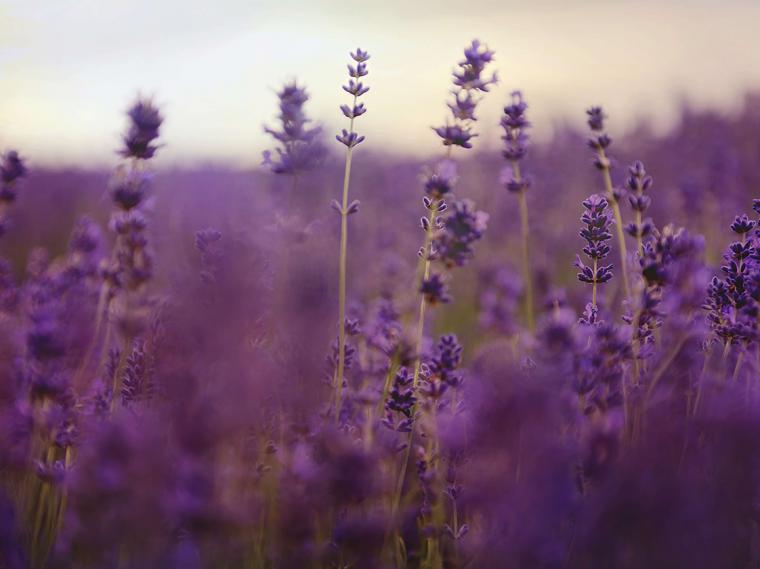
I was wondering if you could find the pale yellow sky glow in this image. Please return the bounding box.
[1,0,759,167]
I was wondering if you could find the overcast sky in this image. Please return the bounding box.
[1,0,759,167]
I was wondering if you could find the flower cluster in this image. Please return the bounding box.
[434,40,497,150]
[263,81,327,175]
[336,48,370,149]
[4,40,760,569]
[625,160,654,242]
[119,98,163,160]
[500,91,531,192]
[109,99,164,289]
[433,199,489,268]
[574,194,614,290]
[384,367,416,433]
[704,204,759,346]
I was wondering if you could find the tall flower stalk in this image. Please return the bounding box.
[388,38,496,545]
[500,91,534,331]
[333,48,369,417]
[587,107,631,301]
[81,98,163,394]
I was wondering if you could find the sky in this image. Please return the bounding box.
[1,0,759,167]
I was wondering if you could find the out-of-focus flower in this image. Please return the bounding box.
[263,81,327,175]
[434,39,497,150]
[119,98,163,160]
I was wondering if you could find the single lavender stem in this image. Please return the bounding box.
[592,258,598,306]
[598,151,631,300]
[334,100,356,418]
[333,48,369,419]
[514,164,535,332]
[501,91,534,331]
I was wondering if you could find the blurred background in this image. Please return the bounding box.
[2,0,760,167]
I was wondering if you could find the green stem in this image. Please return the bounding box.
[513,160,534,332]
[732,348,746,383]
[597,148,631,301]
[334,93,358,419]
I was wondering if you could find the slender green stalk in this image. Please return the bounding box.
[592,258,598,307]
[334,92,358,419]
[512,160,535,332]
[732,347,746,383]
[596,147,631,301]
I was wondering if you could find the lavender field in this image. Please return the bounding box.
[1,35,760,569]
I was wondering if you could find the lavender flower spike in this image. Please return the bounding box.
[434,39,497,153]
[500,90,535,331]
[119,98,163,160]
[0,149,27,235]
[575,194,614,310]
[334,48,370,420]
[262,81,326,177]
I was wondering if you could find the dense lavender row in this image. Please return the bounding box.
[0,40,759,569]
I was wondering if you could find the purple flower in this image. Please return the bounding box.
[119,98,163,160]
[433,39,497,150]
[586,106,606,132]
[263,81,327,175]
[447,90,478,121]
[384,367,416,431]
[336,129,365,148]
[109,168,150,210]
[424,160,458,199]
[432,124,477,149]
[452,39,498,92]
[579,195,614,261]
[500,91,530,163]
[428,334,463,388]
[336,48,370,149]
[730,214,755,235]
[420,273,451,305]
[350,48,370,62]
[433,199,489,268]
[575,195,614,287]
[624,160,655,240]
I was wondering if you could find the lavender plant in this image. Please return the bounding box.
[433,40,497,152]
[586,107,632,301]
[500,91,534,330]
[262,81,326,180]
[333,48,369,418]
[2,42,760,569]
[574,194,614,317]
